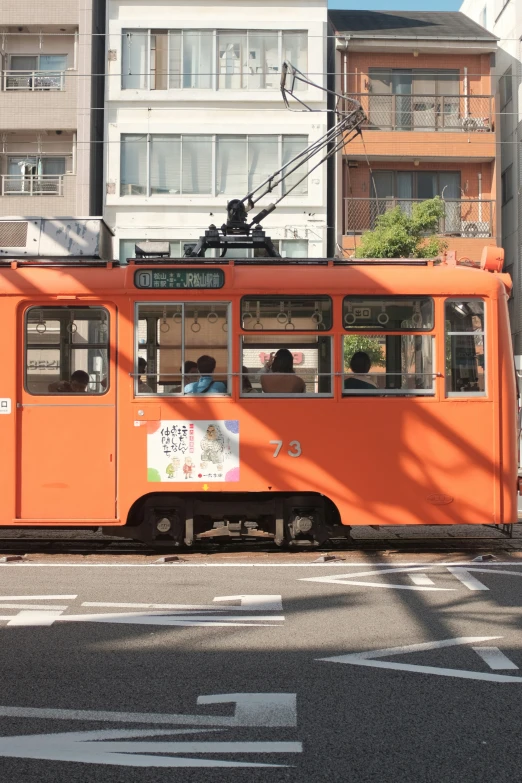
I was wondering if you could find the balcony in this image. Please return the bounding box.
[350,94,494,133]
[3,70,65,91]
[1,174,64,196]
[343,198,493,238]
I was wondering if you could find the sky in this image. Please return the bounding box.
[329,0,462,10]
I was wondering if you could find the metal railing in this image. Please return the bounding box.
[343,198,493,237]
[346,94,493,132]
[2,70,65,91]
[1,175,64,196]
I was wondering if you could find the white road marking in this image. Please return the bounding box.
[0,562,521,568]
[300,566,456,591]
[319,636,522,683]
[0,603,70,611]
[56,612,282,627]
[6,611,64,626]
[0,694,301,768]
[446,567,489,591]
[81,595,283,613]
[0,693,297,727]
[0,595,77,599]
[408,574,435,586]
[472,646,519,670]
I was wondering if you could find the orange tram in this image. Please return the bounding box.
[0,247,518,547]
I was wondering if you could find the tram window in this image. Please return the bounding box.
[240,335,332,396]
[445,300,486,396]
[241,296,332,331]
[25,307,109,395]
[135,302,230,395]
[343,297,433,331]
[342,335,434,395]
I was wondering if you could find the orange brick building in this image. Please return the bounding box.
[329,10,499,261]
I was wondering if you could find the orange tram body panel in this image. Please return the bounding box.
[0,253,518,546]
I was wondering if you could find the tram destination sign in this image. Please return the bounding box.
[134,269,224,290]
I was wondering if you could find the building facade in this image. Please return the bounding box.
[460,0,522,361]
[0,0,105,219]
[329,11,499,266]
[104,0,328,261]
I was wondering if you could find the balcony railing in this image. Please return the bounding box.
[1,175,64,196]
[344,198,493,237]
[347,94,493,132]
[2,70,65,91]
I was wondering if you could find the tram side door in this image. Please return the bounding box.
[17,304,116,522]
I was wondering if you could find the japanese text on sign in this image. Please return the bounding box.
[135,269,225,290]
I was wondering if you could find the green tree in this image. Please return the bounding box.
[344,335,386,370]
[355,197,448,259]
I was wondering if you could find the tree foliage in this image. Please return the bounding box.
[355,197,448,259]
[344,335,386,370]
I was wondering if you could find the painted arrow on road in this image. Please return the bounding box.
[319,636,522,682]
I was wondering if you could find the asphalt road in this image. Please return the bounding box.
[1,559,522,781]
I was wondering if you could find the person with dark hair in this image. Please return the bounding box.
[261,348,306,394]
[184,355,227,394]
[138,357,153,393]
[242,365,259,394]
[184,360,198,375]
[49,369,90,393]
[344,351,376,390]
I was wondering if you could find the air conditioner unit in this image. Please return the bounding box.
[0,218,114,259]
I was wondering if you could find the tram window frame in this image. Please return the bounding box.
[444,298,486,398]
[342,296,434,332]
[342,334,436,396]
[24,306,110,396]
[134,301,231,396]
[240,295,333,332]
[240,335,334,397]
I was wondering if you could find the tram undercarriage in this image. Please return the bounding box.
[106,493,345,548]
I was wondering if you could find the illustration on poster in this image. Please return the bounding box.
[148,420,240,483]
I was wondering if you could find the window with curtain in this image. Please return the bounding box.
[121,135,308,198]
[122,29,307,91]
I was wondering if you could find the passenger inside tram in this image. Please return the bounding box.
[343,352,376,390]
[48,370,90,394]
[137,357,153,394]
[184,355,228,394]
[261,348,306,394]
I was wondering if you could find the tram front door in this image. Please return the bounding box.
[17,304,116,522]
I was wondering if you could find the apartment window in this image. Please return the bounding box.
[480,6,487,27]
[4,156,66,196]
[499,67,512,109]
[501,165,513,206]
[122,29,307,90]
[9,54,67,72]
[121,135,308,197]
[6,54,67,90]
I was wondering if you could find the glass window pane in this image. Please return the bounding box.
[217,136,247,194]
[122,30,148,89]
[241,335,332,395]
[168,31,181,88]
[445,300,485,395]
[121,134,147,195]
[41,158,66,175]
[218,32,247,89]
[283,32,307,89]
[151,32,168,90]
[280,240,308,258]
[40,55,67,71]
[25,307,109,395]
[343,297,433,331]
[150,135,181,194]
[184,304,229,393]
[282,136,307,195]
[241,296,332,331]
[248,33,279,89]
[10,56,38,71]
[182,135,212,194]
[248,135,278,192]
[183,30,212,89]
[343,335,434,395]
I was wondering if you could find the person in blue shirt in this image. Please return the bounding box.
[184,355,227,394]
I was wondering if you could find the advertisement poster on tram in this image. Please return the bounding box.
[147,420,240,483]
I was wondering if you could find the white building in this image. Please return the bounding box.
[104,0,328,261]
[460,0,522,360]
